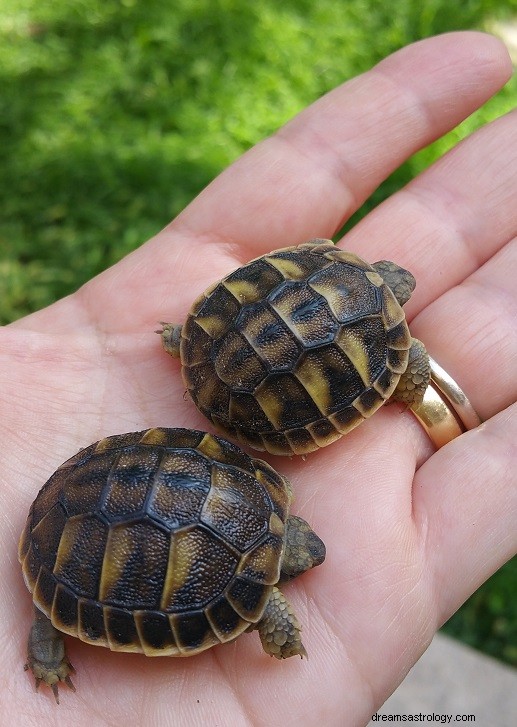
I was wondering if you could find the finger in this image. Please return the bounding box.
[412,237,517,420]
[15,33,511,336]
[172,32,511,259]
[413,403,517,625]
[342,109,517,319]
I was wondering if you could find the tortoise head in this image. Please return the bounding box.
[280,515,326,582]
[372,260,416,306]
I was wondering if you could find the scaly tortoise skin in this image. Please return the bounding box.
[19,427,325,702]
[161,239,430,455]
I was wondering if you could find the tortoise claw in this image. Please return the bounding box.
[25,654,76,703]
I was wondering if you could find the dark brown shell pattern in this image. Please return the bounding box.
[179,241,412,455]
[18,428,291,656]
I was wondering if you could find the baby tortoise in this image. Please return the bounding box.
[19,428,325,702]
[161,239,430,455]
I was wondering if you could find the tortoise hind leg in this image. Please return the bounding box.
[159,323,183,358]
[25,606,75,704]
[254,586,307,659]
[391,337,430,406]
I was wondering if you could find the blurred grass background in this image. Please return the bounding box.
[1,0,515,665]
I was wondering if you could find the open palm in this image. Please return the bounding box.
[1,32,516,727]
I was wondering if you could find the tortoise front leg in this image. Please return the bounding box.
[25,606,75,703]
[255,586,307,659]
[391,337,431,406]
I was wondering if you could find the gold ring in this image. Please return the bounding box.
[410,357,482,448]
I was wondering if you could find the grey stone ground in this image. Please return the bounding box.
[367,633,517,727]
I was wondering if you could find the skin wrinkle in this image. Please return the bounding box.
[412,244,517,419]
[210,645,258,727]
[163,223,250,273]
[414,112,517,231]
[404,185,484,272]
[415,410,517,629]
[69,292,168,431]
[354,67,434,153]
[273,129,360,227]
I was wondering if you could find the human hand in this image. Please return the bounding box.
[1,31,515,727]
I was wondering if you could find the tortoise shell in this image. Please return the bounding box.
[177,239,412,455]
[18,428,291,656]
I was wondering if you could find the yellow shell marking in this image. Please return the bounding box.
[222,278,263,305]
[93,437,115,454]
[365,271,384,287]
[98,526,136,602]
[352,392,385,418]
[53,516,87,581]
[194,314,227,339]
[266,256,313,280]
[334,328,374,388]
[294,357,332,416]
[328,410,364,435]
[160,531,192,611]
[139,428,170,446]
[380,286,406,330]
[254,386,284,429]
[196,433,224,461]
[268,512,285,538]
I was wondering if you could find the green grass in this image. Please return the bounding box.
[1,0,516,665]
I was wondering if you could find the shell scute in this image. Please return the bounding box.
[187,360,231,418]
[226,576,271,622]
[254,373,323,430]
[104,606,141,652]
[54,514,109,600]
[33,566,58,614]
[29,502,67,573]
[380,284,406,329]
[353,387,385,418]
[237,533,283,585]
[237,302,302,373]
[162,526,239,612]
[147,451,211,530]
[201,466,269,551]
[334,317,387,387]
[181,317,212,366]
[296,344,365,416]
[170,609,220,653]
[193,285,241,339]
[60,451,114,518]
[52,583,79,635]
[223,258,285,304]
[306,417,342,448]
[228,391,273,432]
[308,263,382,324]
[78,599,108,646]
[205,594,245,642]
[213,330,268,390]
[386,320,412,350]
[134,609,177,655]
[265,247,334,279]
[269,281,339,348]
[99,520,170,610]
[101,447,161,520]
